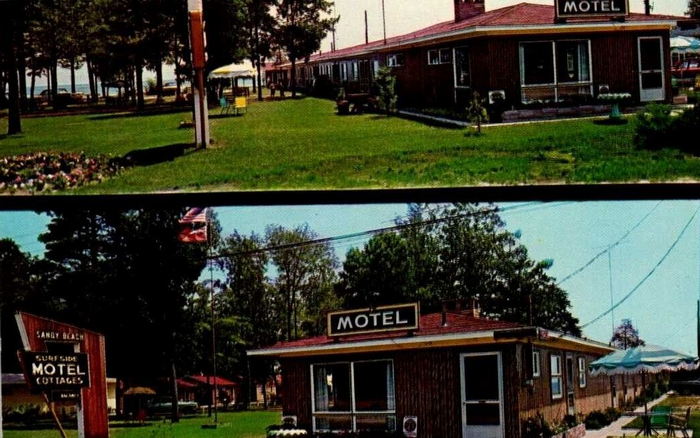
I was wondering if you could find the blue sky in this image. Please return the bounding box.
[1,200,699,355]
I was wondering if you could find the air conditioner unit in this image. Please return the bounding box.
[403,416,418,437]
[281,415,297,427]
[488,90,506,104]
[598,84,610,94]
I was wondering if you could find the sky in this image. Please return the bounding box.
[55,0,691,86]
[1,200,699,356]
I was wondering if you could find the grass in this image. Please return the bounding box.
[1,97,700,193]
[3,410,280,438]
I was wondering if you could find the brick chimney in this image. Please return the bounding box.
[454,0,485,22]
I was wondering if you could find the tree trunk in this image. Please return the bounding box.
[3,2,21,134]
[290,58,297,98]
[16,0,27,112]
[136,62,144,109]
[30,71,36,101]
[170,362,180,423]
[46,69,51,103]
[70,59,76,93]
[256,56,263,101]
[156,59,164,104]
[50,60,58,103]
[87,58,97,103]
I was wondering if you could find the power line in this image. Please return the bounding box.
[581,205,700,329]
[208,202,540,260]
[557,201,662,285]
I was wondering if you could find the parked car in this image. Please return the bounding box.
[672,57,700,79]
[146,397,199,417]
[38,88,86,106]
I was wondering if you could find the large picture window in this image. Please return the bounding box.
[519,40,592,103]
[454,47,470,88]
[312,360,396,433]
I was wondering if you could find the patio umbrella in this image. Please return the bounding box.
[208,61,256,79]
[589,344,699,435]
[671,36,700,53]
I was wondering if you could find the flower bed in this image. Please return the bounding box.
[0,152,122,193]
[553,423,586,438]
[267,429,308,437]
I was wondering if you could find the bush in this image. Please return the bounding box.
[522,413,554,438]
[584,410,610,430]
[605,407,622,424]
[3,404,44,426]
[634,103,700,153]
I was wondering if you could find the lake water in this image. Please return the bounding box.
[28,78,253,97]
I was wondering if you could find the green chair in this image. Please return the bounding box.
[219,97,232,115]
[667,407,691,437]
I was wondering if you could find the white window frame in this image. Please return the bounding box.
[428,48,452,65]
[533,350,541,378]
[578,357,587,388]
[387,54,404,68]
[311,359,396,433]
[550,354,563,400]
[518,39,593,103]
[453,46,471,90]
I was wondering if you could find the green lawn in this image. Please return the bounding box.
[1,98,699,193]
[3,410,280,438]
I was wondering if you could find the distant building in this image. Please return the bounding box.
[267,0,685,108]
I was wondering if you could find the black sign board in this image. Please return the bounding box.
[51,390,82,403]
[327,303,419,337]
[22,352,90,389]
[555,0,629,18]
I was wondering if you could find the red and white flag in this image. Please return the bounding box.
[178,207,208,243]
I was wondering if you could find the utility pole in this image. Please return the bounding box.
[381,0,387,44]
[643,0,651,15]
[364,10,369,45]
[608,246,615,337]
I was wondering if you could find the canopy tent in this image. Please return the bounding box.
[208,60,256,79]
[589,344,699,436]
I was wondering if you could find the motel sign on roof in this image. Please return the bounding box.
[555,0,629,17]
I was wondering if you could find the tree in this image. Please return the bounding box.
[338,204,581,335]
[37,209,211,381]
[1,0,22,134]
[375,66,397,115]
[276,0,338,97]
[242,0,276,101]
[611,319,645,349]
[466,91,488,134]
[266,224,339,340]
[688,0,700,17]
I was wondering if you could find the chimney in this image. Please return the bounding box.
[454,0,485,22]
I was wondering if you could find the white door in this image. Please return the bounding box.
[638,36,665,102]
[460,352,505,438]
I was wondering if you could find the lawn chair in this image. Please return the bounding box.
[234,96,247,115]
[219,97,232,115]
[667,407,691,437]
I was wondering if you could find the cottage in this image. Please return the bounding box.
[248,303,647,438]
[267,0,683,109]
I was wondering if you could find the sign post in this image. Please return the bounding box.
[15,313,108,438]
[188,0,210,149]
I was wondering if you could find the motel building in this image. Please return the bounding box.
[266,0,685,110]
[247,303,649,438]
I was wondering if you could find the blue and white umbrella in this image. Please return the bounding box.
[589,344,699,376]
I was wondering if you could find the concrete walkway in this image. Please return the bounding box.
[584,393,693,438]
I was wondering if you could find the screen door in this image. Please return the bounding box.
[638,37,665,102]
[460,352,504,438]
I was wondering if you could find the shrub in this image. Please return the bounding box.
[584,410,610,430]
[466,91,489,134]
[522,413,553,438]
[605,407,622,423]
[634,103,700,153]
[375,67,398,115]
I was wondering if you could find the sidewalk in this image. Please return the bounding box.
[584,393,693,438]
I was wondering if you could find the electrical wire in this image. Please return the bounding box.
[557,201,662,285]
[581,205,700,329]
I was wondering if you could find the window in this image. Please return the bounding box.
[341,63,348,81]
[454,47,470,88]
[387,54,404,67]
[312,360,396,433]
[578,357,586,388]
[428,49,452,65]
[550,354,562,399]
[533,350,541,378]
[519,40,592,103]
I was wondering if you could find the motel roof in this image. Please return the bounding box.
[248,311,615,358]
[286,3,682,66]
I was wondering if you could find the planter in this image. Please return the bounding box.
[267,429,308,437]
[552,423,586,438]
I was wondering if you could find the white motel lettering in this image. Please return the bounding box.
[563,0,623,13]
[336,310,410,331]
